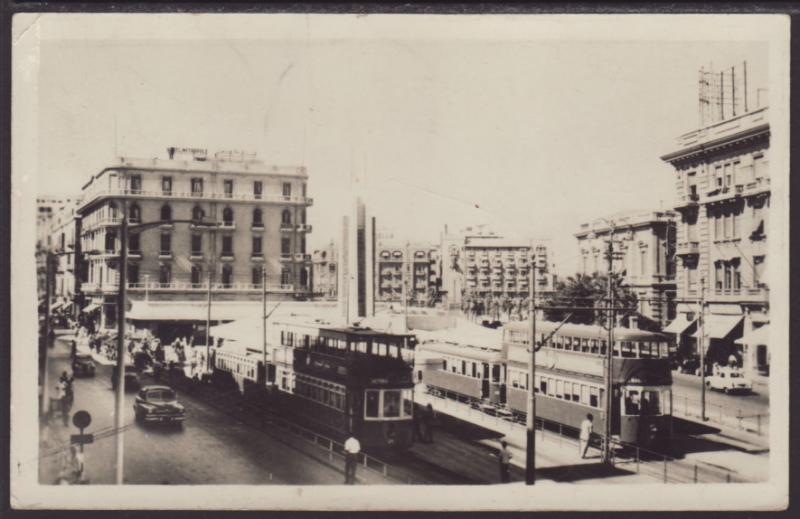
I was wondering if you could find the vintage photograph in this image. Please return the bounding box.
[10,13,789,510]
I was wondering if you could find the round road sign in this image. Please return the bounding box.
[72,410,92,429]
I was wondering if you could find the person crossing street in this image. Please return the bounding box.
[579,413,594,459]
[343,435,361,484]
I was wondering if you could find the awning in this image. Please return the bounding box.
[82,302,100,313]
[749,311,770,323]
[692,315,743,340]
[735,324,770,346]
[663,315,697,335]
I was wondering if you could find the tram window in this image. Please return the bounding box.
[589,387,599,408]
[564,337,571,350]
[555,380,563,399]
[365,390,380,418]
[539,378,547,394]
[402,389,414,417]
[471,363,477,378]
[579,339,588,353]
[599,340,607,355]
[442,359,447,371]
[590,340,598,354]
[384,390,401,418]
[581,385,589,405]
[510,372,519,388]
[624,389,641,415]
[612,342,621,357]
[641,390,661,416]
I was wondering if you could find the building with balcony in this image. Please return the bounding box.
[75,147,313,334]
[575,210,677,327]
[439,225,555,309]
[660,106,770,376]
[310,241,338,300]
[374,241,439,305]
[37,195,78,253]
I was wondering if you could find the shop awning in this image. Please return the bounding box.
[692,315,743,340]
[735,324,770,346]
[82,302,100,313]
[663,314,697,335]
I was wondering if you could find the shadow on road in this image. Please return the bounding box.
[536,462,634,483]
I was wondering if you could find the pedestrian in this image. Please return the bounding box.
[70,339,77,360]
[423,403,436,442]
[579,413,594,459]
[343,434,361,484]
[57,445,85,485]
[498,440,512,483]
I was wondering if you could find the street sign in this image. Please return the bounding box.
[72,410,92,429]
[70,434,94,445]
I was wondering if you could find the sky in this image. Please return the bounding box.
[30,16,769,275]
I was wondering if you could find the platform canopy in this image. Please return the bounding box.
[127,301,262,322]
[692,315,743,340]
[735,324,770,346]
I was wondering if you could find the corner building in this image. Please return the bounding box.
[660,107,770,376]
[76,148,313,331]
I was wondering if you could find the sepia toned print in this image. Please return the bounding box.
[10,13,789,511]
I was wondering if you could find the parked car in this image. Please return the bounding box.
[679,356,701,374]
[133,385,185,425]
[111,364,141,392]
[705,365,753,394]
[71,353,96,377]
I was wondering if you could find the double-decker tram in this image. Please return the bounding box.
[503,320,673,449]
[271,321,419,451]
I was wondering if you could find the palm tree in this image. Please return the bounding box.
[543,272,637,326]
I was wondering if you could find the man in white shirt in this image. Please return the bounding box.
[579,413,594,459]
[343,435,361,484]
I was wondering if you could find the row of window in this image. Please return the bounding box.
[440,357,502,382]
[130,232,305,256]
[215,353,258,380]
[119,203,305,226]
[683,255,766,291]
[508,368,605,409]
[126,264,301,286]
[279,330,408,358]
[364,388,414,420]
[127,174,306,199]
[504,331,669,359]
[294,373,347,412]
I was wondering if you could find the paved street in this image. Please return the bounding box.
[39,336,357,485]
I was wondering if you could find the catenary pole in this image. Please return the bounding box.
[262,267,268,384]
[525,253,537,484]
[41,252,53,414]
[603,237,615,464]
[114,198,128,484]
[700,277,706,421]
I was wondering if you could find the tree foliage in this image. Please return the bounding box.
[543,272,638,326]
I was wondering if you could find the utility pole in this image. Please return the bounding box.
[206,265,212,372]
[114,198,128,485]
[525,254,537,485]
[700,277,707,421]
[603,238,615,464]
[262,267,268,384]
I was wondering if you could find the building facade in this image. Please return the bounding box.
[660,107,770,376]
[439,225,555,309]
[76,147,313,330]
[374,241,439,305]
[310,241,338,300]
[575,210,677,327]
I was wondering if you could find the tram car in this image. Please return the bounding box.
[271,321,418,451]
[415,341,506,405]
[212,343,267,401]
[503,321,673,449]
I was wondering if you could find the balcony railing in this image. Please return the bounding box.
[711,287,768,302]
[78,188,314,209]
[280,223,294,232]
[280,253,292,262]
[251,254,265,262]
[219,221,236,231]
[296,224,312,233]
[251,222,265,231]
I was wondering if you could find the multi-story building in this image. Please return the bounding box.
[48,199,81,309]
[310,241,338,300]
[439,225,555,309]
[574,210,677,327]
[75,147,313,331]
[660,106,770,376]
[374,241,439,304]
[36,195,78,252]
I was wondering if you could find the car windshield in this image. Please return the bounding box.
[147,389,176,402]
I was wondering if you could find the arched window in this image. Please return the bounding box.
[223,207,234,224]
[159,264,171,286]
[192,206,205,222]
[300,208,306,224]
[129,204,141,222]
[281,209,291,225]
[300,268,308,287]
[253,208,263,226]
[160,204,172,222]
[108,202,118,219]
[191,265,202,286]
[281,268,291,285]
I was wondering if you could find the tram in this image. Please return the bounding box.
[507,321,672,448]
[272,322,418,451]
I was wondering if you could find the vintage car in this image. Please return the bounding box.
[705,366,753,394]
[111,364,141,392]
[71,353,96,377]
[133,385,186,425]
